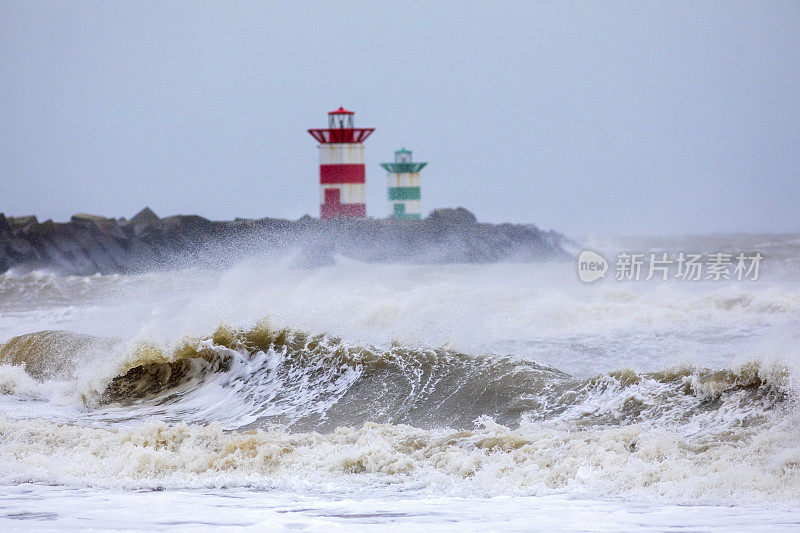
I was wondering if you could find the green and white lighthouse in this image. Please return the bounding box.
[381,148,428,219]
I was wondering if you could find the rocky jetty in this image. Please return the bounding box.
[0,207,571,275]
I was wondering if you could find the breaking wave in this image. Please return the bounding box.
[0,324,797,505]
[0,325,790,430]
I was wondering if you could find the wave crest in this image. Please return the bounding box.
[0,324,793,435]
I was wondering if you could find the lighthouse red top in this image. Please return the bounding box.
[308,107,374,144]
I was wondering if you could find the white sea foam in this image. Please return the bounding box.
[0,234,798,529]
[0,408,797,507]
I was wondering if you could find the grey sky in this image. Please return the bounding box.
[1,1,798,236]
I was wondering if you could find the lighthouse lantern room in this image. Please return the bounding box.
[308,107,374,219]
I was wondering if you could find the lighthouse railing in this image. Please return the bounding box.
[308,128,375,144]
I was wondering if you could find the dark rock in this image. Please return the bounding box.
[71,213,108,223]
[426,207,477,226]
[130,207,159,226]
[72,213,126,240]
[8,215,38,229]
[0,208,571,275]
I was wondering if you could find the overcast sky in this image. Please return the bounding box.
[1,1,798,236]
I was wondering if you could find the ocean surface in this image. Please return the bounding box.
[0,233,799,531]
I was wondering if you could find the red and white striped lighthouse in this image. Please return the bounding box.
[308,107,375,219]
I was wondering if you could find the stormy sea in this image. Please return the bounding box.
[0,233,799,531]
